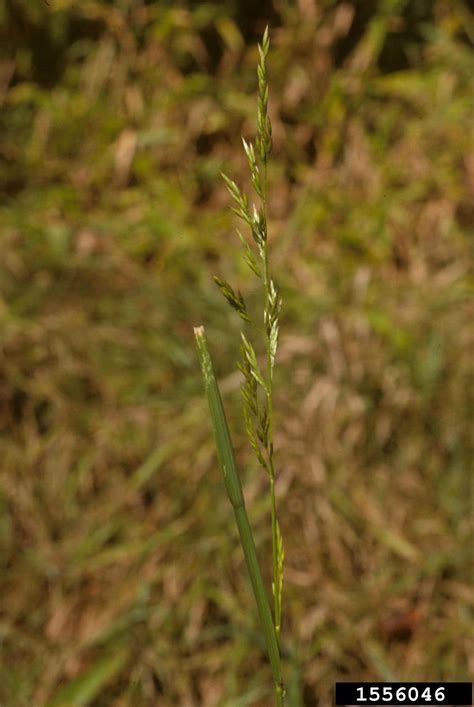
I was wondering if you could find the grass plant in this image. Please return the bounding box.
[1,3,472,704]
[195,27,286,706]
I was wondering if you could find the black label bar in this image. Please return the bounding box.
[335,682,472,705]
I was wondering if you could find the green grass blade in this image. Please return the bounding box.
[194,326,284,703]
[46,649,129,706]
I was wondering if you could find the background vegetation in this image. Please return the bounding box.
[1,1,473,705]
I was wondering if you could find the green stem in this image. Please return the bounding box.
[261,160,282,643]
[235,504,284,697]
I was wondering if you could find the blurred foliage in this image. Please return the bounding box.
[0,1,473,705]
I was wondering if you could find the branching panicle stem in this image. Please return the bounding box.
[195,28,285,706]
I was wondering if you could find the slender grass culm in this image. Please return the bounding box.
[194,28,286,705]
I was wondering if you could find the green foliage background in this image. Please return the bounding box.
[0,1,472,705]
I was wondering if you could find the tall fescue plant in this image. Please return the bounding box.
[195,28,286,705]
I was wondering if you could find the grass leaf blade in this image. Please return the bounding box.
[194,326,283,701]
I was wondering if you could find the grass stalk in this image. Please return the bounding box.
[195,27,285,705]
